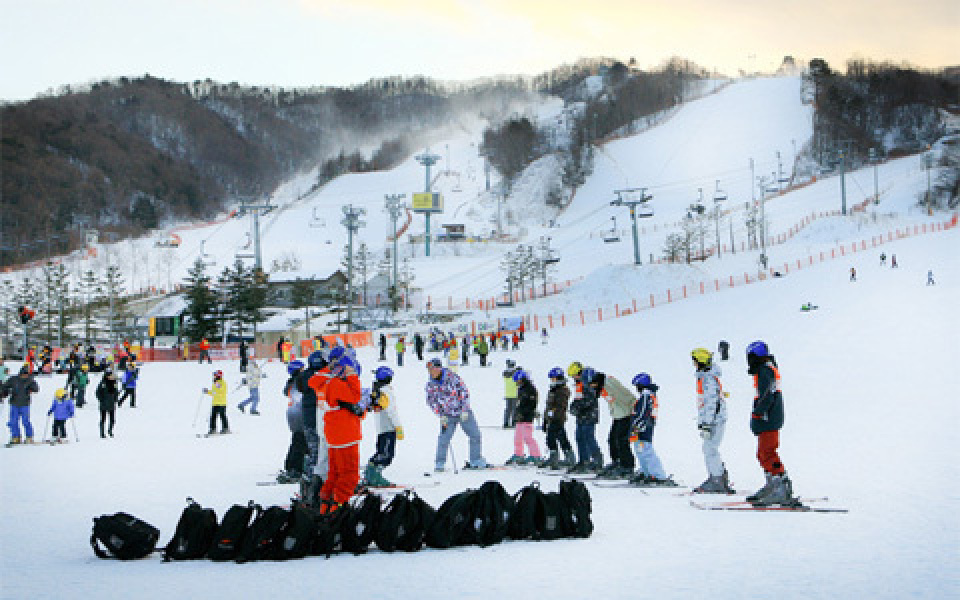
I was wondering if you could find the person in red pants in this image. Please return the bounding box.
[745,340,798,506]
[319,350,364,512]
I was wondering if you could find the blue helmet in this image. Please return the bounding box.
[287,359,305,376]
[548,366,565,380]
[580,367,596,384]
[746,340,769,357]
[374,366,394,382]
[338,355,360,375]
[307,350,326,369]
[632,373,652,387]
[512,368,528,383]
[328,346,346,364]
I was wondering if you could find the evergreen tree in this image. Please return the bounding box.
[102,265,127,346]
[183,258,218,342]
[77,269,101,343]
[291,278,315,339]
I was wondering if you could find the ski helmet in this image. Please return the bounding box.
[746,340,769,357]
[55,388,68,399]
[327,346,346,364]
[338,356,359,374]
[307,350,326,370]
[505,358,516,368]
[287,359,305,376]
[548,366,565,380]
[691,347,712,366]
[374,366,394,382]
[512,368,528,383]
[579,367,595,384]
[632,373,652,388]
[567,361,583,377]
[213,370,223,380]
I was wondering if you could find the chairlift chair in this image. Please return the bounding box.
[602,216,621,243]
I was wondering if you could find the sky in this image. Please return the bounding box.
[1,0,957,102]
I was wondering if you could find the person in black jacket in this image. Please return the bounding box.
[97,369,119,438]
[3,365,40,444]
[504,369,541,465]
[745,341,797,506]
[540,367,576,469]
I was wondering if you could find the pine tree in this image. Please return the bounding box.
[77,269,101,343]
[291,278,314,339]
[183,258,217,342]
[102,265,127,346]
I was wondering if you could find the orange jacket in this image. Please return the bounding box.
[323,372,363,447]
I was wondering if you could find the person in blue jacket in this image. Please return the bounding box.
[47,388,75,443]
[118,362,139,408]
[628,373,676,486]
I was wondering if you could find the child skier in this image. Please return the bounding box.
[237,360,264,415]
[692,348,733,493]
[447,342,460,373]
[319,353,364,511]
[540,367,576,469]
[71,364,89,408]
[118,361,138,407]
[567,364,603,474]
[96,368,118,438]
[628,373,676,486]
[279,360,306,483]
[598,372,636,479]
[505,369,542,465]
[363,366,403,487]
[46,388,74,443]
[202,370,229,435]
[502,359,519,428]
[745,341,797,506]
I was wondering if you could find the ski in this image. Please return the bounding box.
[537,470,597,479]
[690,500,847,513]
[688,496,830,505]
[359,480,442,493]
[592,480,685,489]
[196,432,232,438]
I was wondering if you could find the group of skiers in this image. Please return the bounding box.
[494,341,795,506]
[378,328,530,371]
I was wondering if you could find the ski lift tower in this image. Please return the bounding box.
[341,205,366,331]
[236,196,276,271]
[713,180,728,258]
[384,193,406,313]
[610,187,654,265]
[414,149,442,257]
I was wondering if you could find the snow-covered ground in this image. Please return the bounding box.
[2,74,958,598]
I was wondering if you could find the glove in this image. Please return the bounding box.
[698,424,713,440]
[439,415,448,427]
[202,388,209,394]
[395,426,405,441]
[460,412,469,423]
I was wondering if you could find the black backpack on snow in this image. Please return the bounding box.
[340,492,382,554]
[471,481,514,547]
[207,501,257,561]
[91,512,161,560]
[277,503,319,560]
[236,505,291,563]
[375,490,435,553]
[425,488,477,549]
[538,490,568,541]
[559,479,593,538]
[162,498,218,561]
[311,503,350,558]
[508,482,545,540]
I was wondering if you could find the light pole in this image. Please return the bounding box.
[384,194,406,313]
[341,205,366,331]
[870,148,880,205]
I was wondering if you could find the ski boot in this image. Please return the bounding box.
[746,473,774,503]
[644,475,680,487]
[363,463,393,487]
[504,455,525,466]
[524,455,541,466]
[694,475,728,493]
[752,474,799,506]
[566,462,591,474]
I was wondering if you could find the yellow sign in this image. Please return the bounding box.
[412,192,443,213]
[148,317,156,337]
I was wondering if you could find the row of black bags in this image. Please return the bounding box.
[90,479,593,562]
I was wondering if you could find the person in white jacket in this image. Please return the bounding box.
[363,366,404,487]
[237,361,264,415]
[691,347,733,493]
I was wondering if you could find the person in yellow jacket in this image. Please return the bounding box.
[202,370,230,435]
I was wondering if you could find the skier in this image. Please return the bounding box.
[198,338,212,364]
[849,267,857,282]
[446,342,460,373]
[745,341,797,506]
[118,361,138,408]
[413,332,425,361]
[717,340,730,361]
[96,368,119,438]
[477,335,489,367]
[237,360,264,415]
[891,254,898,268]
[541,328,549,345]
[3,365,39,444]
[539,367,577,469]
[628,373,675,486]
[425,357,488,471]
[927,270,935,286]
[395,337,405,367]
[300,349,332,507]
[691,348,733,493]
[71,364,90,408]
[379,334,387,362]
[505,369,541,465]
[46,388,74,443]
[598,371,636,479]
[880,252,887,266]
[567,363,603,473]
[278,359,307,483]
[319,353,363,511]
[511,332,519,351]
[202,370,229,435]
[502,359,519,428]
[461,336,469,367]
[362,366,403,487]
[239,339,249,373]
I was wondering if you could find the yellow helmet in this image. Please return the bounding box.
[81,364,89,371]
[691,347,712,366]
[55,388,68,399]
[567,361,583,377]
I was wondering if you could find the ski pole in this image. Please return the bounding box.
[40,413,51,443]
[449,441,458,474]
[71,418,79,443]
[192,392,205,428]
